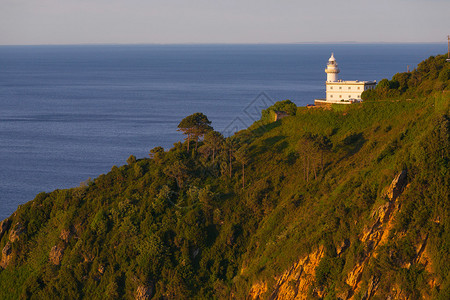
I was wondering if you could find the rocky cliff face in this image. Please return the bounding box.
[248,170,436,299]
[0,241,12,269]
[248,247,325,300]
[135,283,154,300]
[345,170,408,299]
[8,222,26,243]
[270,246,325,299]
[0,221,26,269]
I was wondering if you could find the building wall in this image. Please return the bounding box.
[326,82,375,102]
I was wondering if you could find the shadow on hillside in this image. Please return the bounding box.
[286,151,299,166]
[340,132,367,157]
[252,135,288,157]
[263,135,286,146]
[249,121,281,137]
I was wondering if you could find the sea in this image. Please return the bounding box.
[0,43,445,221]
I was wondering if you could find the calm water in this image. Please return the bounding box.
[0,43,445,220]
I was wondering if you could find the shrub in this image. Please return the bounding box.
[126,155,136,165]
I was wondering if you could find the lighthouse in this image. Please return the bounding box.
[314,53,377,106]
[325,53,340,82]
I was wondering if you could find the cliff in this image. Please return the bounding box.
[249,169,440,299]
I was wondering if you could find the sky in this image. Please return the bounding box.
[0,0,449,45]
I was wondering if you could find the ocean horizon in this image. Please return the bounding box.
[0,43,446,220]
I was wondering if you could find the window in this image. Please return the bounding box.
[330,95,333,98]
[330,86,333,89]
[357,87,360,90]
[357,95,360,98]
[348,87,351,89]
[349,95,351,98]
[339,95,342,98]
[339,87,342,89]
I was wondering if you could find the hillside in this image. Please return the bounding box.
[0,54,449,299]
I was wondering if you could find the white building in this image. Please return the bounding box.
[315,53,376,105]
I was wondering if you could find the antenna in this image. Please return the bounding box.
[447,35,450,62]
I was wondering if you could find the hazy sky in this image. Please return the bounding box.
[0,0,449,45]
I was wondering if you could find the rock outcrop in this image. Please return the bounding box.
[384,169,407,201]
[1,221,26,269]
[249,246,324,300]
[0,241,13,269]
[49,245,64,265]
[0,219,11,240]
[60,228,71,242]
[248,281,267,300]
[135,284,154,300]
[9,222,26,243]
[48,228,75,265]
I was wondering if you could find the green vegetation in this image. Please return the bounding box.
[362,54,450,100]
[177,112,212,151]
[261,99,297,121]
[0,55,448,299]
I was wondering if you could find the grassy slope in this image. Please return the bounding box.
[237,94,449,297]
[0,57,448,299]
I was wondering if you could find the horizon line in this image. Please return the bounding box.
[0,41,445,47]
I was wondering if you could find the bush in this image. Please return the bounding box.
[126,155,136,165]
[261,100,297,121]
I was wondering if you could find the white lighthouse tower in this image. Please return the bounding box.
[325,53,340,82]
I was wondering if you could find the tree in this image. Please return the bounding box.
[225,137,239,178]
[203,131,225,162]
[126,155,136,165]
[235,145,250,189]
[314,135,333,171]
[164,161,189,188]
[177,113,213,152]
[361,88,377,101]
[392,72,411,92]
[149,146,164,158]
[149,146,165,164]
[375,79,391,99]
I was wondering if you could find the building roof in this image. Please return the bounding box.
[326,80,377,85]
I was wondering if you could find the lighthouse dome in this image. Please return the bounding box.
[327,53,338,67]
[328,53,336,62]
